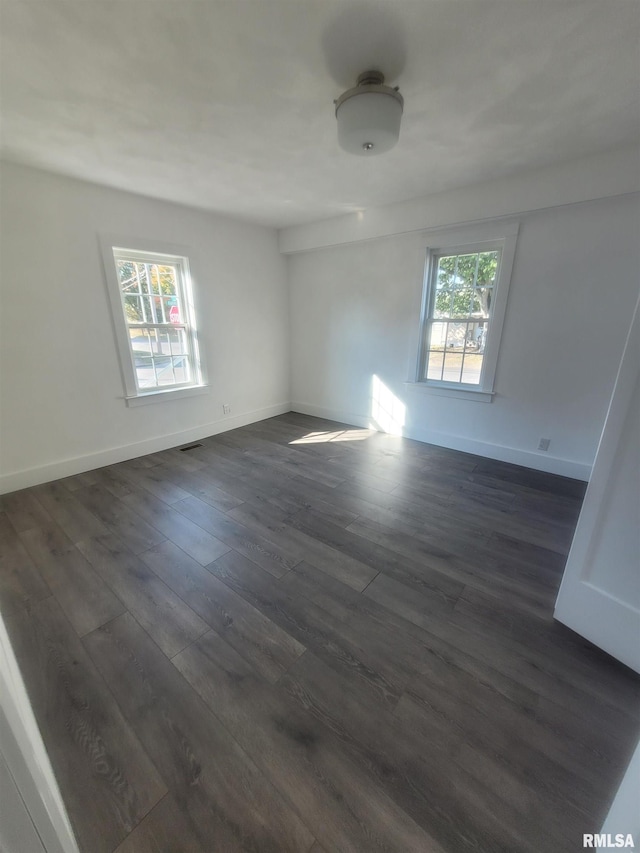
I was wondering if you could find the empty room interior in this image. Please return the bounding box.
[1,2,639,852]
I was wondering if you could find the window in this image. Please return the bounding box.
[422,247,499,384]
[101,239,205,406]
[413,222,518,401]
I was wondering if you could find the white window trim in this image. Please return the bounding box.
[408,219,519,402]
[100,236,208,406]
[123,384,210,407]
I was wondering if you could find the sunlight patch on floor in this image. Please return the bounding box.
[290,428,374,444]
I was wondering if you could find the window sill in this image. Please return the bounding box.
[124,385,209,407]
[404,381,494,403]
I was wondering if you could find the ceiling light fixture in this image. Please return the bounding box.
[334,70,404,155]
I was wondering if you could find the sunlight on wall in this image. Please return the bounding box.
[370,375,406,436]
[290,428,374,445]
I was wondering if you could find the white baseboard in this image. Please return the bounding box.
[290,401,374,431]
[291,401,591,481]
[3,398,591,493]
[0,403,290,494]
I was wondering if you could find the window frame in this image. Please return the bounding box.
[100,237,207,406]
[411,220,519,402]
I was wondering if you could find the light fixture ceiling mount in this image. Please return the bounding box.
[334,70,404,156]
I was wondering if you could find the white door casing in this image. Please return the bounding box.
[554,292,640,674]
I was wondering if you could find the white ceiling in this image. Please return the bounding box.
[1,1,638,228]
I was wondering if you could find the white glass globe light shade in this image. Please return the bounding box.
[336,90,403,155]
[334,72,403,156]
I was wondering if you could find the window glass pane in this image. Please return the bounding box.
[135,263,149,294]
[134,357,156,389]
[468,320,488,352]
[151,297,165,324]
[449,289,474,318]
[129,328,192,390]
[155,356,175,385]
[129,328,151,354]
[442,349,463,383]
[140,296,153,323]
[445,322,466,350]
[474,286,493,317]
[117,261,138,294]
[437,256,456,288]
[165,297,182,325]
[158,265,178,296]
[425,322,446,380]
[168,328,188,354]
[124,295,143,323]
[477,252,499,287]
[428,321,446,349]
[461,353,483,385]
[426,349,444,381]
[455,253,477,287]
[471,291,484,314]
[147,296,158,323]
[438,321,467,383]
[143,327,156,354]
[172,356,190,384]
[149,264,161,295]
[433,289,452,319]
[147,264,178,296]
[155,329,171,355]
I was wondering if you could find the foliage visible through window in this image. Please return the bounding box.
[422,249,500,385]
[114,250,199,392]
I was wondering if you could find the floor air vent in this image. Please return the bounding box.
[179,443,203,452]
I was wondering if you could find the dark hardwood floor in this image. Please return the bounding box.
[1,412,638,852]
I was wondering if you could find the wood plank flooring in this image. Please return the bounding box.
[1,412,639,852]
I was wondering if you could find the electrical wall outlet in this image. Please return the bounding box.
[223,404,231,415]
[538,437,551,451]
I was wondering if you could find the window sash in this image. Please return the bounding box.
[423,318,489,385]
[114,253,196,393]
[421,248,502,388]
[127,323,194,390]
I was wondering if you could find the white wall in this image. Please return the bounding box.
[2,154,638,489]
[0,162,290,492]
[286,188,640,479]
[279,146,640,254]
